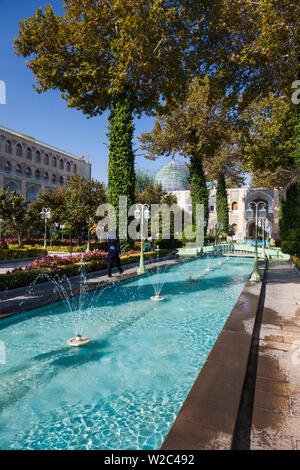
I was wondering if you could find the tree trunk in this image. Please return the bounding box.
[216,172,229,234]
[189,152,209,233]
[107,90,135,252]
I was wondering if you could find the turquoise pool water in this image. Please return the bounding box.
[0,256,253,450]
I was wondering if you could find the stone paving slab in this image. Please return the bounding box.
[251,262,300,450]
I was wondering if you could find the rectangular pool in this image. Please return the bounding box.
[0,256,253,449]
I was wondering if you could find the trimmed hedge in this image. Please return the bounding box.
[0,249,171,291]
[291,256,300,270]
[0,248,47,261]
[280,228,300,256]
[281,241,300,256]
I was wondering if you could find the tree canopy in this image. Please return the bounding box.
[14,0,204,116]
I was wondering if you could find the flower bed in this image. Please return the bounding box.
[0,249,170,291]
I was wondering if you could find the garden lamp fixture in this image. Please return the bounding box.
[246,201,266,281]
[40,208,52,250]
[135,204,151,275]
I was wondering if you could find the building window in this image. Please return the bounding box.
[16,144,22,157]
[210,205,214,212]
[26,148,32,160]
[73,163,77,175]
[15,164,22,175]
[59,159,64,170]
[232,223,238,233]
[44,154,49,165]
[52,174,56,183]
[35,151,41,163]
[26,167,32,178]
[4,161,12,173]
[232,201,238,211]
[5,141,12,153]
[35,169,40,179]
[4,181,19,195]
[44,171,49,181]
[66,161,70,172]
[26,185,39,202]
[52,156,57,168]
[59,176,64,185]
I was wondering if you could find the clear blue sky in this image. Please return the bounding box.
[0,0,178,184]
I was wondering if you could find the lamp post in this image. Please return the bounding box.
[258,216,269,259]
[86,216,93,252]
[40,208,52,250]
[246,201,266,282]
[214,222,223,246]
[197,218,207,252]
[134,204,151,275]
[60,224,65,242]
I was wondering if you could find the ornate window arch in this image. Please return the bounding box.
[16,144,22,157]
[52,156,57,168]
[35,151,41,163]
[231,201,238,211]
[26,148,32,160]
[5,140,12,153]
[4,161,11,173]
[15,164,22,175]
[25,167,31,178]
[4,180,19,194]
[26,185,39,201]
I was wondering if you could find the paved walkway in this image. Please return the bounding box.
[233,261,300,450]
[250,261,300,450]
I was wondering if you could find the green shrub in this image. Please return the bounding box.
[154,238,182,250]
[291,256,300,270]
[0,248,47,260]
[281,240,300,256]
[281,228,300,256]
[0,249,171,291]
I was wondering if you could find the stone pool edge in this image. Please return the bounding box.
[161,261,267,451]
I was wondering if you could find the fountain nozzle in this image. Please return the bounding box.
[151,295,165,301]
[67,334,91,347]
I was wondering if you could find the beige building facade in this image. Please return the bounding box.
[0,125,91,201]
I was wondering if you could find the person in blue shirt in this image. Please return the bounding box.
[107,236,123,278]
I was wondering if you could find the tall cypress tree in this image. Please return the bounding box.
[216,172,229,234]
[279,181,300,239]
[107,91,135,251]
[189,153,208,233]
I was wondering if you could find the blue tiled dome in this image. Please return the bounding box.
[155,160,190,191]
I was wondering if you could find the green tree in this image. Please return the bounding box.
[0,190,28,246]
[139,77,242,228]
[279,181,300,240]
[241,94,298,187]
[27,176,106,242]
[216,173,229,234]
[107,91,135,250]
[135,168,154,193]
[14,1,201,248]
